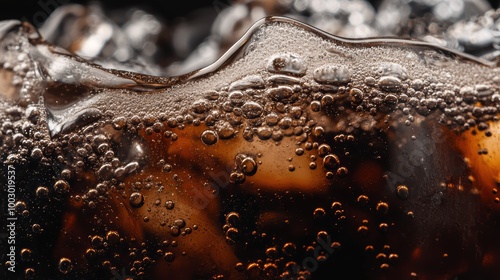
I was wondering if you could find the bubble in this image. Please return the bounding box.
[267,86,294,102]
[265,113,279,126]
[53,180,70,194]
[229,75,265,91]
[226,212,240,226]
[57,169,71,181]
[357,195,369,204]
[267,74,302,85]
[97,163,113,180]
[350,88,364,103]
[378,76,402,92]
[31,224,41,233]
[396,185,409,200]
[313,208,326,218]
[475,84,493,97]
[241,101,263,119]
[21,248,32,261]
[112,116,126,130]
[36,186,48,197]
[376,253,387,260]
[310,100,321,111]
[164,252,175,262]
[373,62,408,80]
[165,200,175,210]
[162,164,172,173]
[265,247,278,258]
[331,201,342,210]
[389,253,399,261]
[191,99,210,114]
[58,258,72,274]
[460,86,476,103]
[243,127,254,141]
[201,130,219,145]
[313,64,351,84]
[358,226,369,236]
[278,117,292,129]
[263,263,278,278]
[174,219,186,228]
[91,235,104,248]
[323,154,340,170]
[376,202,389,215]
[24,267,35,279]
[282,242,296,255]
[384,94,398,104]
[226,227,239,242]
[256,126,272,140]
[313,126,325,138]
[241,157,257,175]
[170,226,180,236]
[309,162,317,170]
[215,121,235,139]
[290,106,302,119]
[337,167,348,177]
[129,192,144,208]
[229,91,245,106]
[267,53,307,76]
[317,144,331,157]
[246,263,261,278]
[106,231,120,245]
[30,148,43,160]
[321,94,335,106]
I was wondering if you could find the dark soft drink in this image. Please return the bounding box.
[1,16,499,279]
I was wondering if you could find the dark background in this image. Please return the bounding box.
[2,0,499,24]
[1,0,215,23]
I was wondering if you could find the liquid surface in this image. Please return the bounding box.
[1,13,500,280]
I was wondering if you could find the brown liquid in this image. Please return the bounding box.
[1,17,500,279]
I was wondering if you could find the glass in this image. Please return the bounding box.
[1,2,499,280]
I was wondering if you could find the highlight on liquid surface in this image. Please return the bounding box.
[1,12,500,280]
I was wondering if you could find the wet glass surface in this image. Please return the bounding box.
[1,1,500,279]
